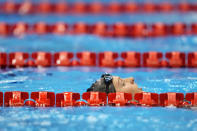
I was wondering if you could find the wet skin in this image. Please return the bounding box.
[112,76,142,96]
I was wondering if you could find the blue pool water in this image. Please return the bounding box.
[0,1,197,131]
[0,67,197,131]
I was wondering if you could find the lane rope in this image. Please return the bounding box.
[0,22,197,38]
[0,51,197,68]
[1,91,196,107]
[1,2,197,14]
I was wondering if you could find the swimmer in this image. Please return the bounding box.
[87,74,197,109]
[87,73,143,96]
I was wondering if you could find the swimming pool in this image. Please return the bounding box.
[0,0,197,131]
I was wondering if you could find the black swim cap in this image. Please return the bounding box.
[101,73,113,84]
[87,73,116,94]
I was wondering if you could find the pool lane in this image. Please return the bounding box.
[1,13,197,24]
[0,35,197,53]
[0,67,196,94]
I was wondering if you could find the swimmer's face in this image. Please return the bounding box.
[114,77,134,86]
[112,76,141,94]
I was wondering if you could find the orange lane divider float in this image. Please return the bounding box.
[1,22,197,37]
[134,92,159,106]
[1,1,197,15]
[4,91,29,107]
[31,92,55,107]
[186,93,197,106]
[108,92,132,106]
[56,92,81,107]
[82,92,107,106]
[0,51,197,68]
[1,91,197,107]
[160,93,185,107]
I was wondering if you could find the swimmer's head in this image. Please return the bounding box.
[87,74,142,95]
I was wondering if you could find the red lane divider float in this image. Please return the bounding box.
[54,52,73,66]
[9,52,29,68]
[0,91,197,107]
[191,23,197,34]
[33,22,51,35]
[0,22,10,36]
[113,22,129,37]
[99,52,119,67]
[135,92,159,106]
[121,52,141,67]
[171,22,187,36]
[166,52,186,67]
[188,52,197,67]
[77,52,96,66]
[108,92,132,106]
[31,92,55,107]
[130,22,147,37]
[143,52,163,67]
[0,92,3,106]
[151,22,168,37]
[82,92,107,106]
[52,22,68,35]
[0,51,197,68]
[91,22,109,36]
[56,92,80,107]
[73,22,89,34]
[160,93,184,107]
[4,91,29,107]
[32,52,52,67]
[12,22,29,36]
[0,22,197,37]
[1,2,197,15]
[186,92,197,106]
[0,52,7,68]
